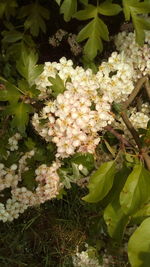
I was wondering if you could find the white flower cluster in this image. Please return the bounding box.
[0,150,62,222]
[72,245,102,267]
[115,31,150,78]
[33,58,115,158]
[8,133,22,151]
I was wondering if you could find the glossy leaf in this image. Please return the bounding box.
[120,164,150,215]
[60,0,77,22]
[82,161,116,203]
[128,218,150,267]
[104,167,131,240]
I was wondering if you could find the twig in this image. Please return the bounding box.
[145,78,150,100]
[104,125,131,147]
[123,76,147,109]
[120,111,142,150]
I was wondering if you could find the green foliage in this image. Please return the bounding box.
[4,102,33,134]
[19,2,50,37]
[60,0,77,22]
[48,74,66,97]
[82,161,116,203]
[73,1,122,60]
[128,218,150,267]
[122,0,150,45]
[120,164,150,215]
[0,77,21,104]
[16,46,43,87]
[0,0,17,19]
[104,166,131,241]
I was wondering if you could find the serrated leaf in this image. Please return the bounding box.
[128,218,150,267]
[73,4,97,20]
[104,167,131,240]
[98,0,122,16]
[2,30,23,43]
[16,46,43,86]
[120,164,150,215]
[60,0,77,22]
[0,77,21,104]
[82,161,116,203]
[19,3,50,36]
[5,102,33,133]
[48,74,66,97]
[77,15,109,60]
[122,0,150,45]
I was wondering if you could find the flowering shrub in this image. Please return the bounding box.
[0,1,150,266]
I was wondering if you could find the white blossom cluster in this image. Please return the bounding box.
[8,133,22,151]
[72,245,102,267]
[33,58,115,158]
[0,150,62,222]
[115,31,150,78]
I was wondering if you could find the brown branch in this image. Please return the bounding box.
[121,111,142,150]
[145,78,150,100]
[124,76,147,109]
[104,125,131,147]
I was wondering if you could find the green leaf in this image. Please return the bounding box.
[60,0,77,22]
[22,169,37,191]
[2,30,23,43]
[122,0,150,45]
[120,164,150,215]
[128,218,150,267]
[104,167,131,240]
[77,15,109,60]
[131,201,150,224]
[19,2,50,36]
[73,4,97,20]
[48,74,66,97]
[71,153,95,172]
[82,161,116,203]
[16,46,43,86]
[55,0,62,5]
[0,77,21,104]
[5,102,33,133]
[0,0,17,19]
[98,0,122,16]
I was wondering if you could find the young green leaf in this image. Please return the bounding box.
[16,46,43,86]
[131,201,150,224]
[120,164,150,215]
[128,218,150,267]
[48,74,66,97]
[98,0,122,16]
[60,0,77,22]
[19,2,50,36]
[122,0,150,45]
[82,161,116,203]
[4,102,33,133]
[104,167,131,240]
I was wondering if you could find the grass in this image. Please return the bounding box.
[0,185,129,267]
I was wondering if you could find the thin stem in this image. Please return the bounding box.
[124,76,147,109]
[145,78,150,100]
[104,125,131,147]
